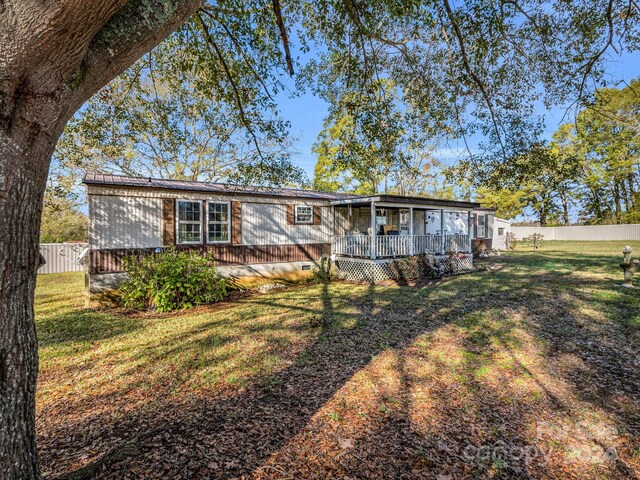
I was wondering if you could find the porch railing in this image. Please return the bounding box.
[445,233,470,253]
[332,233,471,258]
[332,234,371,257]
[413,235,442,254]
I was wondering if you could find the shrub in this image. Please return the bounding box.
[119,248,229,312]
[392,254,446,282]
[312,255,333,283]
[392,255,423,282]
[506,232,518,250]
[471,239,488,257]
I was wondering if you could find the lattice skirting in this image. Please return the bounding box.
[334,258,397,283]
[334,254,474,284]
[442,255,474,274]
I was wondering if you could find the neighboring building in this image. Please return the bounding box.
[493,217,512,250]
[83,173,499,291]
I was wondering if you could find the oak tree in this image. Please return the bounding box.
[2,1,639,478]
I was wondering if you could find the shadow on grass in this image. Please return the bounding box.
[37,252,640,480]
[38,308,143,350]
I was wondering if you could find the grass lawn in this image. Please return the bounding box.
[36,241,640,479]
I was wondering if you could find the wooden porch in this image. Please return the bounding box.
[332,233,470,258]
[329,195,476,259]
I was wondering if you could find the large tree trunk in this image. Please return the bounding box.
[612,182,622,223]
[627,175,637,208]
[536,196,548,226]
[0,109,62,478]
[0,2,204,478]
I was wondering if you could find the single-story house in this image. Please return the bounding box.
[83,173,500,291]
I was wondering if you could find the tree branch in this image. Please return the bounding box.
[271,0,295,76]
[563,0,618,111]
[342,0,408,47]
[196,13,266,165]
[442,0,505,155]
[199,8,275,102]
[64,0,204,117]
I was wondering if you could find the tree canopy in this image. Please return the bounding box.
[54,13,306,191]
[468,81,640,224]
[55,0,640,196]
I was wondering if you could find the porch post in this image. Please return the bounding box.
[440,209,445,254]
[467,211,473,253]
[370,201,376,259]
[409,207,414,256]
[331,206,336,255]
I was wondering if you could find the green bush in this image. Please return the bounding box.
[119,248,229,312]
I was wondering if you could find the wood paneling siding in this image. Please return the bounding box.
[231,201,242,245]
[240,203,331,245]
[89,188,331,249]
[89,195,163,249]
[89,243,330,274]
[162,198,175,246]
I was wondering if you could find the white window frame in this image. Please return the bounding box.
[477,214,486,238]
[295,205,314,224]
[176,199,203,244]
[206,201,231,244]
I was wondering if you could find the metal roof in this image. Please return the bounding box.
[83,173,359,201]
[329,194,482,209]
[83,173,484,209]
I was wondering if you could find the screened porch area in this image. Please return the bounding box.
[330,195,478,259]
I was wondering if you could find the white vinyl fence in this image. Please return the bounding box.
[512,224,640,241]
[38,243,89,274]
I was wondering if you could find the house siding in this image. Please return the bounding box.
[88,186,332,250]
[89,195,163,249]
[241,203,331,245]
[87,187,333,275]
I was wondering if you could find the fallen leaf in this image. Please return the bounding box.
[338,438,354,450]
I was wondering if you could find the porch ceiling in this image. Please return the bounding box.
[329,194,481,210]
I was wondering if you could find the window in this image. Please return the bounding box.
[177,200,202,244]
[498,227,505,236]
[477,214,486,238]
[295,205,313,224]
[207,202,230,243]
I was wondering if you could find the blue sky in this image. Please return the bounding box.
[275,50,640,182]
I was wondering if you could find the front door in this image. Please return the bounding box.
[399,209,410,235]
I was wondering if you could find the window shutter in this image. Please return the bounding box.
[231,201,242,244]
[286,204,295,225]
[313,206,322,225]
[162,198,175,246]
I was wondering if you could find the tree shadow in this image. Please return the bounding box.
[37,252,640,479]
[38,308,143,349]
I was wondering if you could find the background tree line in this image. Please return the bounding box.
[472,80,640,225]
[313,79,640,226]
